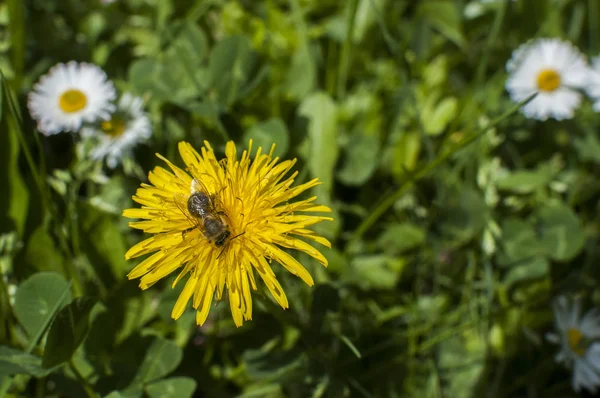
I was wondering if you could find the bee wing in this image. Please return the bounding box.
[173,193,199,227]
[190,178,211,195]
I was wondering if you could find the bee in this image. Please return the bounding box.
[174,181,232,248]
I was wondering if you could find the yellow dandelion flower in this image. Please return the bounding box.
[123,140,332,327]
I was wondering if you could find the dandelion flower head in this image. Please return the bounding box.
[505,38,589,121]
[123,140,332,327]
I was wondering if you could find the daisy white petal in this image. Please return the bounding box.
[27,61,116,135]
[505,38,590,121]
[549,296,600,394]
[81,93,152,168]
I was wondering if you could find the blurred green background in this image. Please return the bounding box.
[2,0,600,397]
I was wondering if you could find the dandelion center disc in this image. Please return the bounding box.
[567,328,586,356]
[58,89,88,113]
[101,117,127,137]
[536,69,561,92]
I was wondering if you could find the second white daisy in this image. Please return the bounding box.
[505,38,589,121]
[81,93,152,168]
[28,61,116,135]
[547,296,600,394]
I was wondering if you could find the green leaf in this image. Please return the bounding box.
[145,377,197,398]
[418,2,467,50]
[243,118,290,158]
[377,223,426,255]
[337,133,379,186]
[574,132,600,163]
[23,226,65,273]
[130,337,183,386]
[535,203,585,261]
[13,272,71,341]
[128,58,170,100]
[496,170,552,194]
[0,346,55,377]
[502,256,549,289]
[339,335,361,359]
[298,92,339,203]
[285,44,315,99]
[78,201,128,281]
[422,97,458,136]
[389,131,421,177]
[439,187,487,246]
[346,255,405,290]
[42,297,97,368]
[207,35,257,107]
[0,72,28,237]
[169,21,208,73]
[497,218,542,266]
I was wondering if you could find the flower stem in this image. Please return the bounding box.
[348,94,536,246]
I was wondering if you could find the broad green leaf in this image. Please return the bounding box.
[502,256,549,289]
[574,132,600,163]
[78,201,128,281]
[390,131,421,177]
[242,339,308,382]
[377,223,426,255]
[337,133,379,186]
[105,390,142,398]
[0,346,54,377]
[145,377,197,398]
[169,21,208,72]
[23,226,65,273]
[285,44,315,99]
[42,297,97,368]
[497,218,541,266]
[130,337,183,386]
[353,0,390,43]
[13,272,71,340]
[496,170,552,194]
[422,97,458,136]
[207,35,257,107]
[437,330,485,396]
[243,118,290,158]
[128,58,170,100]
[346,255,405,290]
[439,187,487,246]
[418,2,467,50]
[298,92,339,204]
[535,203,585,261]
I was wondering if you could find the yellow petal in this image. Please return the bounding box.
[272,236,328,267]
[172,273,199,319]
[247,250,288,309]
[259,242,314,286]
[127,251,165,279]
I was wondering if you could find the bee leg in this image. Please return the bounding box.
[217,246,227,260]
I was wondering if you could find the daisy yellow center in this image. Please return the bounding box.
[59,89,87,113]
[101,118,127,138]
[567,328,586,356]
[536,69,561,92]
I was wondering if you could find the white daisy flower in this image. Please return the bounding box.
[505,38,590,121]
[28,61,116,136]
[546,296,600,393]
[81,93,151,168]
